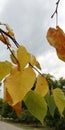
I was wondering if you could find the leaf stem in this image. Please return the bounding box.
[29,63,43,76]
[0,26,44,75]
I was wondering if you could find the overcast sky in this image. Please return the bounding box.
[0,0,65,83]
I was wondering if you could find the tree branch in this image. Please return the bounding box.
[0,31,20,67]
[51,0,60,26]
[51,0,60,18]
[29,63,43,76]
[0,28,19,47]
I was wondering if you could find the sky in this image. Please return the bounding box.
[0,0,65,97]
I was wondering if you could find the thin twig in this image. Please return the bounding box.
[29,63,44,76]
[0,26,44,76]
[0,28,19,47]
[7,46,19,65]
[0,31,20,66]
[51,0,60,26]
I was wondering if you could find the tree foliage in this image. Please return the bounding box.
[0,21,65,125]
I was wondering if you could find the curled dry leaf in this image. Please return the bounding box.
[46,26,65,61]
[0,34,11,46]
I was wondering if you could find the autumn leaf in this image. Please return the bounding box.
[13,102,22,116]
[52,88,65,116]
[17,46,30,69]
[46,26,65,61]
[4,88,22,116]
[0,61,12,81]
[24,90,47,124]
[35,75,48,97]
[4,66,36,105]
[5,24,14,37]
[0,34,11,46]
[29,55,41,69]
[10,50,17,64]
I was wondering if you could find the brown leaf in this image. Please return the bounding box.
[0,34,11,46]
[46,26,65,61]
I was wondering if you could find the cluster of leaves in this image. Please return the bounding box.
[0,23,65,124]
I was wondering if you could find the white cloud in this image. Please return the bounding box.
[37,50,65,79]
[0,0,65,80]
[0,0,8,14]
[0,0,65,98]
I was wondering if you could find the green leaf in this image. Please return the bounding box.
[24,90,47,124]
[52,88,65,116]
[46,94,56,117]
[0,61,12,81]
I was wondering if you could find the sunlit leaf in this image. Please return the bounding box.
[30,55,41,69]
[46,93,56,117]
[0,61,12,81]
[24,90,47,124]
[35,75,48,97]
[17,46,30,69]
[52,88,65,116]
[46,26,65,62]
[0,34,11,46]
[4,66,36,105]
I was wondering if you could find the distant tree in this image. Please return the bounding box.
[0,98,3,115]
[58,77,65,89]
[1,101,18,121]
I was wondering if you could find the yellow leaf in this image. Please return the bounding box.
[0,61,12,81]
[30,55,41,69]
[30,55,36,66]
[17,46,30,69]
[52,88,65,116]
[35,61,41,70]
[4,88,22,116]
[5,24,14,37]
[4,66,36,105]
[0,34,11,46]
[35,75,49,97]
[46,26,65,62]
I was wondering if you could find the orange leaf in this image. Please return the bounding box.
[4,88,22,116]
[13,102,22,116]
[46,26,65,61]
